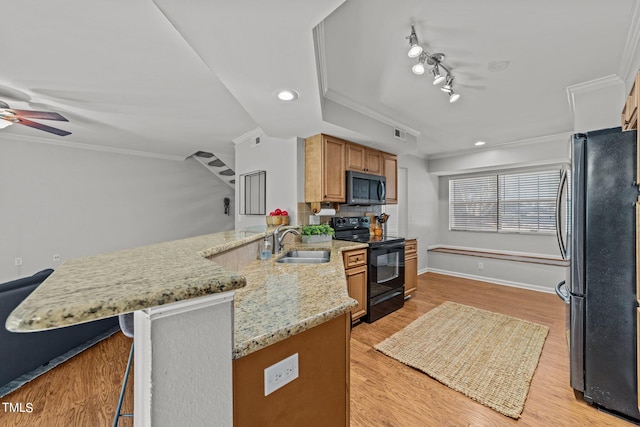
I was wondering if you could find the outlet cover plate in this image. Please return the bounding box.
[264,353,299,396]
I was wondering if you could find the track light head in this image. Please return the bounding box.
[431,65,445,85]
[449,91,461,103]
[411,52,427,75]
[406,26,423,58]
[441,76,454,93]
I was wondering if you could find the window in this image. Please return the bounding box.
[240,170,266,215]
[449,175,497,231]
[449,169,561,233]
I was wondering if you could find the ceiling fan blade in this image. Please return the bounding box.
[11,109,69,121]
[15,118,71,136]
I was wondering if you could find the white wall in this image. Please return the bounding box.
[234,132,298,229]
[397,154,439,273]
[0,139,234,282]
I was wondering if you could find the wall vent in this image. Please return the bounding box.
[393,128,406,141]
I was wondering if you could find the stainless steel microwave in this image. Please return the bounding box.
[346,171,386,205]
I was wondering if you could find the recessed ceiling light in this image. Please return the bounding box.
[474,141,486,146]
[276,89,299,101]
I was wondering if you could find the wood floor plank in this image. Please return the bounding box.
[0,272,633,426]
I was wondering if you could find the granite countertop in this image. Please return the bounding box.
[5,228,268,332]
[6,226,366,360]
[232,239,365,359]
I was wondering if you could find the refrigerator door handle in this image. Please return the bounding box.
[555,168,568,259]
[555,280,570,303]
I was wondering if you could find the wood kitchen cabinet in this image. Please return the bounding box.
[383,153,398,204]
[404,239,418,296]
[345,143,382,175]
[622,70,640,187]
[342,248,367,322]
[305,133,399,205]
[305,134,346,203]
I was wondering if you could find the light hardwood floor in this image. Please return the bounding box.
[0,272,634,426]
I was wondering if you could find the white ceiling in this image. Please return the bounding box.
[1,0,638,160]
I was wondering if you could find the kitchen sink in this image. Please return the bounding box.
[276,250,331,264]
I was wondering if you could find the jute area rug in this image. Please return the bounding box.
[374,301,549,419]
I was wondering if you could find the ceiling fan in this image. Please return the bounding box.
[0,100,71,136]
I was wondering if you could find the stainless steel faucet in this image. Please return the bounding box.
[273,225,300,254]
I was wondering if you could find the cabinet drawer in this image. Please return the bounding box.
[342,248,367,268]
[405,239,417,257]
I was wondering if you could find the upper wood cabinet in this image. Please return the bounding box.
[622,71,639,131]
[305,133,398,205]
[622,70,640,187]
[346,143,382,175]
[305,134,346,202]
[383,153,398,205]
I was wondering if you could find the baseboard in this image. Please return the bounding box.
[426,268,555,294]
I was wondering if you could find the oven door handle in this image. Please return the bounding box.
[370,290,404,306]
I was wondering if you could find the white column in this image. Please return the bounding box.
[133,291,234,427]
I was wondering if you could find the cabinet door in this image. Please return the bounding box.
[323,136,346,201]
[404,256,418,295]
[345,265,367,321]
[404,239,418,295]
[383,154,398,204]
[365,150,382,174]
[345,143,366,172]
[622,73,638,131]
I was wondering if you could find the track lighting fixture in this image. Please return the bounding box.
[406,26,461,103]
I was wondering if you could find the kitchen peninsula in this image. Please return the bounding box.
[6,227,362,427]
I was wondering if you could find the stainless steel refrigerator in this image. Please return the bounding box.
[556,127,640,422]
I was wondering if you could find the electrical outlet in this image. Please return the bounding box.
[53,254,61,262]
[264,353,299,396]
[14,257,22,266]
[478,262,484,271]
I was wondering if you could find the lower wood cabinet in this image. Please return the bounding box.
[404,239,418,296]
[233,314,350,427]
[342,248,367,322]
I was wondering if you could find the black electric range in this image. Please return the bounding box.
[331,216,405,323]
[330,216,404,247]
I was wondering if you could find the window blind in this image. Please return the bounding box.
[449,175,498,231]
[498,170,559,233]
[449,169,561,234]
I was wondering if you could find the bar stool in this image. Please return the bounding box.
[113,313,134,427]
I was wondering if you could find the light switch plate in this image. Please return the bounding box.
[264,353,299,396]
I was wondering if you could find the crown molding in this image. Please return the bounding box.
[618,0,640,81]
[565,74,624,119]
[313,22,329,97]
[324,88,421,137]
[427,131,572,160]
[313,22,420,138]
[1,133,185,161]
